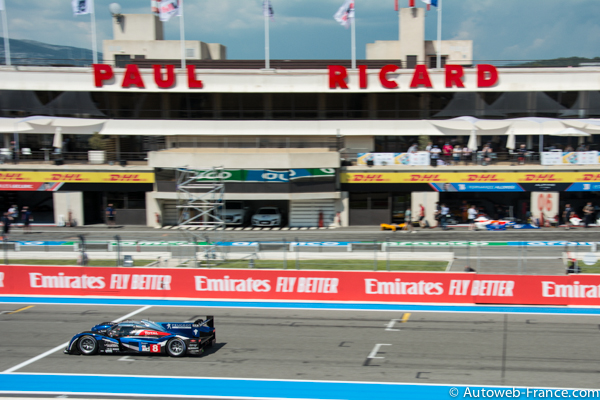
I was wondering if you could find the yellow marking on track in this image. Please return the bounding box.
[401,313,411,323]
[8,305,34,314]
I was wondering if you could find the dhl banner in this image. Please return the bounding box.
[2,265,600,306]
[342,172,600,184]
[0,171,154,184]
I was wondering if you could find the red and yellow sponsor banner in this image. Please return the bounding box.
[2,265,600,306]
[0,171,154,183]
[342,172,600,184]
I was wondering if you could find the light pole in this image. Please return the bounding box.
[114,235,121,267]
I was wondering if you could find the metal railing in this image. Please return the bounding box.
[2,150,149,165]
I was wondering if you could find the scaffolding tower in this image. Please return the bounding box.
[175,167,226,266]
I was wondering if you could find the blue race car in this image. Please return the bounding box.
[64,317,215,357]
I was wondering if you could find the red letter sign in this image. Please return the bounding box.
[93,64,113,87]
[358,65,368,89]
[153,65,175,88]
[379,65,399,89]
[186,65,203,89]
[477,64,498,88]
[328,65,348,89]
[121,64,145,88]
[445,65,465,88]
[409,65,433,88]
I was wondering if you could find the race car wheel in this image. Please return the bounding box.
[166,338,186,357]
[78,335,98,355]
[209,334,216,347]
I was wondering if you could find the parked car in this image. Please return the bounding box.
[219,201,250,226]
[251,207,283,227]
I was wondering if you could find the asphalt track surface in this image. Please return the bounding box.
[1,302,600,398]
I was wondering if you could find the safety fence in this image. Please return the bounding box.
[2,265,600,306]
[4,240,600,275]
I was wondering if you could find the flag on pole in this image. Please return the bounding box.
[151,0,159,14]
[159,0,181,22]
[263,0,274,20]
[408,0,415,7]
[72,0,92,15]
[334,0,354,28]
[0,0,4,11]
[421,0,437,10]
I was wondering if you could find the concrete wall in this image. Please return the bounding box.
[411,191,439,227]
[146,191,162,228]
[113,14,163,41]
[425,40,473,65]
[148,150,340,169]
[207,44,227,60]
[104,40,210,63]
[344,136,374,152]
[337,192,349,227]
[53,192,84,226]
[400,8,425,64]
[366,41,401,60]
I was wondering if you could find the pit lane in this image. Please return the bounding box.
[1,303,599,391]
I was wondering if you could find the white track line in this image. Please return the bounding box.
[2,305,152,374]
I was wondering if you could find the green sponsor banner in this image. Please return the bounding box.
[194,169,335,182]
[386,241,509,247]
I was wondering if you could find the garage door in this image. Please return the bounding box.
[161,200,179,226]
[289,200,335,228]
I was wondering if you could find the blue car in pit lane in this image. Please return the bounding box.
[64,317,216,357]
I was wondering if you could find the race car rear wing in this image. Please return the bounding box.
[194,316,214,329]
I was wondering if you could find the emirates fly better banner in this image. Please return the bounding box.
[2,266,600,306]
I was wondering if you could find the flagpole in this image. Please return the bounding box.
[90,0,98,64]
[264,9,270,69]
[1,2,11,66]
[436,0,442,69]
[350,8,356,69]
[179,0,186,69]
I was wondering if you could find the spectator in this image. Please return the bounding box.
[407,143,418,153]
[106,203,116,228]
[460,200,469,223]
[452,145,462,165]
[2,212,11,236]
[434,202,441,228]
[440,203,450,230]
[583,202,595,228]
[404,208,413,232]
[564,145,574,152]
[577,143,587,152]
[430,145,441,167]
[481,143,493,166]
[563,203,573,230]
[517,144,527,165]
[8,204,18,221]
[462,145,472,164]
[418,204,427,228]
[21,206,32,233]
[468,205,478,231]
[425,141,433,152]
[442,143,453,164]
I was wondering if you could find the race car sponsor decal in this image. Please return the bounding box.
[140,343,161,353]
[138,330,169,336]
[166,323,192,329]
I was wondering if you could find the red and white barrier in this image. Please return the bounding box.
[1,265,600,306]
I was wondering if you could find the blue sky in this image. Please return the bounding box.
[3,0,600,61]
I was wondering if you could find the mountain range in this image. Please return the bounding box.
[0,37,101,66]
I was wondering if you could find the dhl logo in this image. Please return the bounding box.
[350,174,389,182]
[524,174,557,182]
[50,173,84,181]
[108,174,143,182]
[0,173,25,181]
[582,174,600,181]
[408,174,443,182]
[466,174,500,182]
